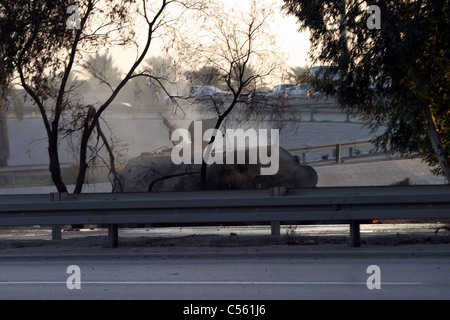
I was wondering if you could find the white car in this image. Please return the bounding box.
[189,86,225,96]
[187,86,231,103]
[266,84,296,99]
[165,85,231,106]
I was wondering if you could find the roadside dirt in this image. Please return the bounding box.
[0,224,449,254]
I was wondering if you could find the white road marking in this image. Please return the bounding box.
[0,281,423,285]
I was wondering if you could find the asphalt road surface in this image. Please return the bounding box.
[0,252,448,300]
[6,115,377,167]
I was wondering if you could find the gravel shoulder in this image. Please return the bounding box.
[0,224,449,258]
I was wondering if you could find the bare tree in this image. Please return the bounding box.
[7,0,204,193]
[83,53,122,93]
[173,0,299,189]
[0,7,13,167]
[0,81,8,167]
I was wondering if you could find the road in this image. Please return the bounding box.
[6,111,377,167]
[0,252,449,300]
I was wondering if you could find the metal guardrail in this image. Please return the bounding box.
[287,139,373,163]
[0,139,374,188]
[0,163,112,189]
[0,185,449,248]
[0,164,73,187]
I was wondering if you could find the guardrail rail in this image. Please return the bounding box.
[1,185,449,248]
[287,139,373,163]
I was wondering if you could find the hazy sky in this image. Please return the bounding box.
[220,0,312,68]
[274,9,311,68]
[112,0,311,77]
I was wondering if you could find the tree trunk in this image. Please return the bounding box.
[0,83,9,167]
[200,98,240,189]
[200,158,208,190]
[48,136,68,193]
[73,130,89,194]
[73,107,97,194]
[423,105,450,184]
[200,115,226,190]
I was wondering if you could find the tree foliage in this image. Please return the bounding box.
[283,0,450,181]
[286,66,310,84]
[185,66,226,88]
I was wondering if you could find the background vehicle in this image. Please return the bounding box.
[266,84,296,99]
[246,91,268,103]
[168,86,231,105]
[244,91,283,107]
[188,86,231,103]
[237,93,249,102]
[284,84,311,100]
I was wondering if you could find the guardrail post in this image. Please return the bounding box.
[271,222,281,236]
[108,224,119,248]
[345,114,350,123]
[51,226,62,240]
[270,187,285,236]
[310,108,317,121]
[336,144,342,163]
[51,193,62,240]
[12,172,17,188]
[350,220,361,247]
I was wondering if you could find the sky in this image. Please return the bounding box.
[112,0,312,82]
[8,0,311,91]
[7,0,311,92]
[220,0,312,69]
[270,1,311,68]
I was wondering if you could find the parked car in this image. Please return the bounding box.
[246,91,268,103]
[167,85,231,105]
[237,93,249,102]
[266,84,296,99]
[245,91,283,107]
[284,84,311,100]
[188,85,231,103]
